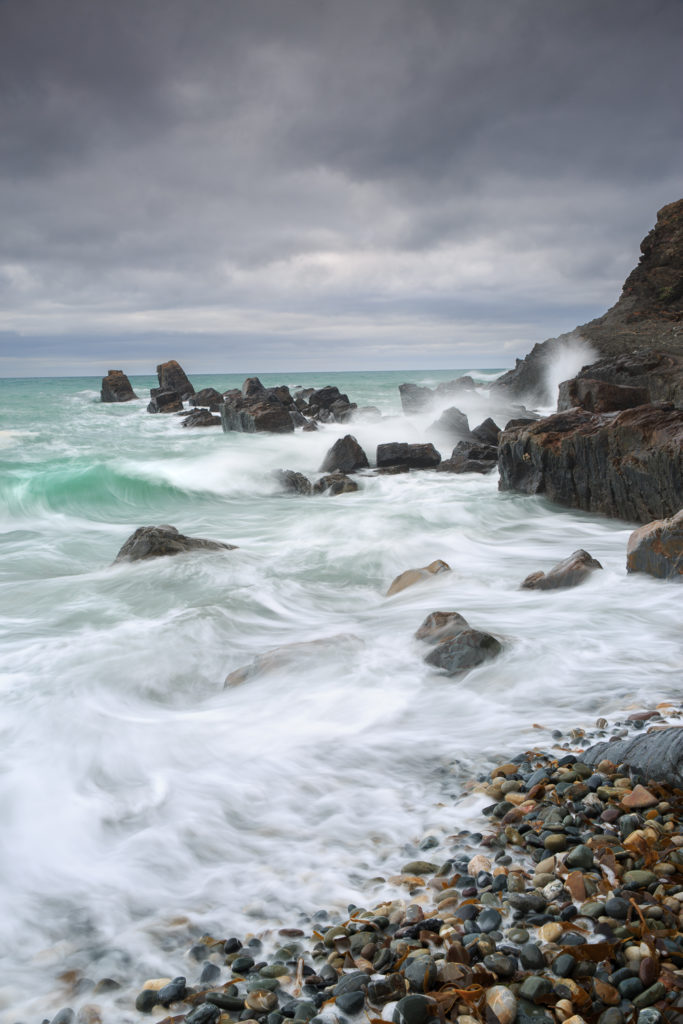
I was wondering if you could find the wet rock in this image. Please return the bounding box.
[519,977,553,1003]
[320,435,370,474]
[377,442,442,470]
[399,383,435,413]
[424,629,502,675]
[186,1004,222,1024]
[221,391,295,433]
[181,408,222,427]
[225,634,361,687]
[189,387,224,410]
[274,470,313,495]
[485,985,517,1024]
[386,559,451,596]
[101,369,138,402]
[147,388,183,413]
[437,441,498,474]
[336,990,366,1014]
[558,377,650,414]
[415,611,470,643]
[521,549,603,590]
[51,1010,76,1024]
[157,360,195,398]
[113,525,236,562]
[626,509,683,580]
[393,994,436,1024]
[404,956,438,992]
[157,976,188,1006]
[621,784,659,809]
[580,727,683,788]
[312,472,359,495]
[429,407,470,440]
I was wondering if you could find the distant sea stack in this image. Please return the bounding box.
[101,369,138,402]
[494,198,683,403]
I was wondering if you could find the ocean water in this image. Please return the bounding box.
[0,369,680,1023]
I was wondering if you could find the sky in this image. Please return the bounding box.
[0,0,682,377]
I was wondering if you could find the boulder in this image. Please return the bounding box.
[220,393,294,433]
[521,549,603,590]
[425,629,502,675]
[313,473,359,495]
[101,369,138,402]
[415,611,470,643]
[319,435,370,474]
[189,387,224,410]
[399,382,434,413]
[274,469,313,496]
[498,404,683,523]
[559,350,683,410]
[304,385,356,422]
[557,376,649,414]
[386,559,451,597]
[626,509,683,580]
[580,726,683,789]
[470,417,502,446]
[437,440,498,474]
[157,360,195,398]
[147,389,183,414]
[376,442,441,470]
[113,525,236,563]
[429,406,470,439]
[181,409,221,427]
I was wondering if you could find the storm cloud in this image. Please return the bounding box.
[0,0,681,375]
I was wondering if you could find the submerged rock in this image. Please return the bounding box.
[319,434,369,474]
[114,525,236,563]
[226,634,362,687]
[424,628,502,675]
[101,369,138,402]
[521,549,603,590]
[386,559,450,596]
[313,472,359,495]
[181,408,221,427]
[377,442,441,470]
[626,509,683,580]
[274,469,313,495]
[415,611,470,643]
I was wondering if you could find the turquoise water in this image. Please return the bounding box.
[0,369,680,1023]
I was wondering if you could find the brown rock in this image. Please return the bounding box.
[113,525,236,563]
[101,369,138,402]
[521,549,603,590]
[626,509,683,580]
[414,611,469,643]
[564,871,587,902]
[386,559,451,597]
[157,359,195,398]
[621,784,659,809]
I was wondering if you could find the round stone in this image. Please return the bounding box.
[245,991,279,1012]
[393,994,435,1024]
[519,943,545,970]
[478,908,502,933]
[565,845,594,870]
[538,922,564,943]
[336,991,366,1014]
[519,977,553,1003]
[485,985,518,1024]
[544,834,568,853]
[604,898,630,920]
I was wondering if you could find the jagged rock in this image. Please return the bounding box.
[274,469,313,495]
[189,388,224,410]
[557,376,649,414]
[101,369,138,402]
[493,200,683,404]
[437,441,498,474]
[386,559,450,597]
[313,472,359,495]
[113,525,236,563]
[147,389,183,414]
[498,404,683,523]
[626,509,683,580]
[181,409,221,427]
[521,549,603,590]
[376,442,441,470]
[220,384,295,433]
[504,416,538,430]
[319,435,369,474]
[157,360,195,398]
[399,382,435,413]
[415,611,470,643]
[558,349,683,411]
[471,417,502,445]
[580,726,683,788]
[303,385,356,423]
[425,629,502,675]
[429,406,470,439]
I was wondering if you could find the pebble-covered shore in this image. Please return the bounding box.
[43,708,683,1024]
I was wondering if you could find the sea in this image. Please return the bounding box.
[0,368,680,1023]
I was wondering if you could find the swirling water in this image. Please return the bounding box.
[0,370,680,1022]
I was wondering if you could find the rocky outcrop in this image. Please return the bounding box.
[471,417,502,446]
[376,443,441,470]
[494,199,683,404]
[220,378,295,433]
[521,549,603,590]
[157,360,195,399]
[147,389,183,414]
[429,406,470,440]
[313,472,359,495]
[320,435,369,474]
[189,387,224,410]
[101,369,138,402]
[580,726,683,789]
[113,525,236,562]
[180,409,221,427]
[274,470,313,495]
[386,559,450,597]
[626,509,683,580]
[437,440,498,474]
[295,385,356,423]
[558,349,683,411]
[498,404,683,523]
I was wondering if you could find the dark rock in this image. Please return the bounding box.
[392,994,435,1024]
[519,977,553,1003]
[181,409,222,427]
[558,377,650,414]
[221,394,295,434]
[399,383,434,413]
[626,509,683,580]
[200,962,222,984]
[499,403,683,523]
[320,435,370,474]
[274,470,313,496]
[243,377,266,398]
[580,726,683,788]
[376,443,441,470]
[206,992,246,1010]
[334,972,371,996]
[186,1004,222,1024]
[135,989,159,1013]
[367,975,406,1005]
[519,944,545,970]
[157,360,195,398]
[113,525,236,562]
[147,388,183,413]
[477,908,502,932]
[414,611,470,643]
[471,417,502,445]
[429,406,470,439]
[424,629,502,675]
[404,957,437,993]
[51,1011,76,1024]
[313,473,359,495]
[101,369,138,403]
[521,549,603,591]
[437,440,498,474]
[190,388,224,410]
[158,976,188,1006]
[335,991,366,1014]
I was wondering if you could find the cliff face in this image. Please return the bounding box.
[494,199,683,403]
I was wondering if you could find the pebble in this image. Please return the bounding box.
[392,994,435,1024]
[538,921,564,943]
[485,985,518,1024]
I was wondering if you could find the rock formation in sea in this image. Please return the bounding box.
[113,525,236,562]
[100,369,138,402]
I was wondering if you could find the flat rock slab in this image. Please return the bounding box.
[579,726,683,788]
[626,508,683,580]
[521,549,603,590]
[114,525,236,563]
